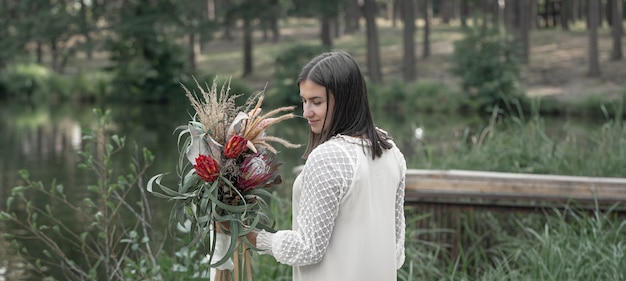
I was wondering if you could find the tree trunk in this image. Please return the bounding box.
[320,16,333,47]
[36,41,43,64]
[401,0,416,81]
[188,33,199,71]
[610,0,623,60]
[598,0,605,27]
[363,0,383,83]
[387,0,396,26]
[221,0,234,40]
[572,0,580,22]
[242,18,253,77]
[520,0,531,64]
[588,0,601,76]
[262,20,269,41]
[561,0,570,30]
[271,17,280,42]
[460,0,469,27]
[493,0,502,26]
[51,40,59,72]
[441,0,451,24]
[344,0,360,34]
[504,0,518,30]
[481,0,489,29]
[79,0,94,60]
[207,0,216,20]
[531,0,538,29]
[423,0,432,58]
[333,16,341,38]
[491,0,502,26]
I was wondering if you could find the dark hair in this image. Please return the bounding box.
[297,50,392,159]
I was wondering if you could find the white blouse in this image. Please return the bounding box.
[257,134,407,281]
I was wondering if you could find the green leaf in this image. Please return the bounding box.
[117,175,129,186]
[0,211,12,220]
[83,198,96,208]
[18,169,29,179]
[11,186,28,196]
[55,184,64,194]
[143,147,154,163]
[147,173,196,199]
[42,249,52,259]
[6,197,13,209]
[112,135,121,147]
[87,185,100,193]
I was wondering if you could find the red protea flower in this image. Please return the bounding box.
[237,152,281,192]
[224,134,249,158]
[194,154,219,182]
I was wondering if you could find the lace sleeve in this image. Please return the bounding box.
[394,146,407,269]
[256,141,353,266]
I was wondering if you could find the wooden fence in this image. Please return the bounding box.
[404,169,626,260]
[405,169,626,210]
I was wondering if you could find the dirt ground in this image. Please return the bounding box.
[379,25,626,103]
[521,28,626,102]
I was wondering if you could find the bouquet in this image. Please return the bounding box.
[147,78,299,280]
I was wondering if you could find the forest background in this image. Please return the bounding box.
[1,0,625,280]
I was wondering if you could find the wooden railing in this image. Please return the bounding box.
[403,169,626,260]
[404,169,626,212]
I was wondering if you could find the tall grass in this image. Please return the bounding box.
[499,206,626,281]
[413,102,626,177]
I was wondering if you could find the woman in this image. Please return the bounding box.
[248,51,406,280]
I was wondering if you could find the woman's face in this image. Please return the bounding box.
[300,80,335,134]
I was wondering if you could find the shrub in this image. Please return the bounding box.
[450,27,522,114]
[368,79,460,115]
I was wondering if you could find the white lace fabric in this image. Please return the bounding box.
[256,134,406,278]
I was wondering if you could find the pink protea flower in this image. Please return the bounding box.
[224,134,249,159]
[194,154,219,182]
[237,152,281,191]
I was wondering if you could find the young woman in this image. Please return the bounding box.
[249,51,407,280]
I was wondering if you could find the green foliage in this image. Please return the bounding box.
[0,109,206,280]
[105,3,192,102]
[0,64,114,102]
[450,27,522,113]
[69,71,114,102]
[0,63,52,100]
[270,44,330,106]
[369,79,461,114]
